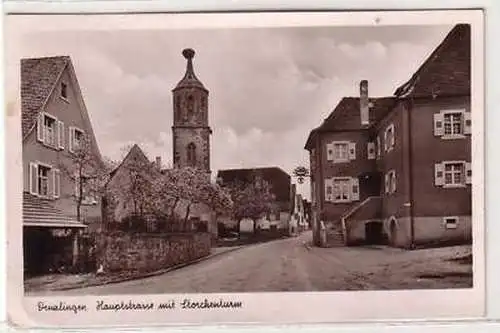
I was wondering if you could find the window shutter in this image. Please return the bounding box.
[326,143,334,161]
[348,142,356,160]
[384,131,388,151]
[464,112,472,135]
[367,142,375,160]
[466,162,472,184]
[351,177,360,201]
[392,172,397,193]
[390,125,395,147]
[377,136,381,158]
[57,121,65,150]
[384,173,389,193]
[37,113,44,142]
[53,169,61,198]
[434,113,444,136]
[435,163,445,186]
[324,178,330,202]
[29,162,39,195]
[69,127,74,153]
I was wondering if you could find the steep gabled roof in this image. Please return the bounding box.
[108,144,153,180]
[394,24,470,98]
[216,167,291,203]
[21,55,105,167]
[21,56,70,138]
[304,96,395,149]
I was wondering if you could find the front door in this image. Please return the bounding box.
[365,221,384,245]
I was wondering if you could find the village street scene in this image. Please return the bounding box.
[15,23,472,295]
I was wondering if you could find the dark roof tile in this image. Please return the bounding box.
[21,56,70,138]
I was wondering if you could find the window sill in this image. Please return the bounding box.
[331,159,350,164]
[331,200,351,204]
[442,184,467,189]
[41,142,62,151]
[441,134,466,140]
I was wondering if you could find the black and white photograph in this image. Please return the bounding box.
[5,10,485,327]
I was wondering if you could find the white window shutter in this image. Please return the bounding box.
[464,112,472,135]
[367,142,375,160]
[53,169,60,198]
[466,162,472,184]
[324,178,331,202]
[434,113,444,136]
[69,127,74,153]
[326,143,333,161]
[377,136,381,158]
[390,125,395,147]
[435,163,445,186]
[29,162,39,195]
[392,172,397,193]
[58,121,65,150]
[348,142,356,160]
[384,173,389,193]
[37,113,44,142]
[351,177,360,201]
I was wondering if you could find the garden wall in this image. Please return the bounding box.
[97,232,211,273]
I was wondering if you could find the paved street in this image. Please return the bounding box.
[28,231,472,296]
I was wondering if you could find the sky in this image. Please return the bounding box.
[7,21,453,200]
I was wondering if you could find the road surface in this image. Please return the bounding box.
[28,231,472,295]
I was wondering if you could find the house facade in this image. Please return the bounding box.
[21,56,104,274]
[305,24,472,248]
[216,167,292,232]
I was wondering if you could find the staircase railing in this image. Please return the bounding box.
[340,196,382,244]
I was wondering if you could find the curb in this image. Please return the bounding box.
[35,245,246,292]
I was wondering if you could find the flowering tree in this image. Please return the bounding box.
[60,135,110,222]
[227,180,275,237]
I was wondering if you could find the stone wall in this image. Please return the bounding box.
[97,232,211,273]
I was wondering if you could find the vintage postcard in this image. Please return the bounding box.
[4,9,484,328]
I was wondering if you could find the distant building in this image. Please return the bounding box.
[21,56,104,274]
[305,24,471,248]
[289,184,307,234]
[216,167,292,232]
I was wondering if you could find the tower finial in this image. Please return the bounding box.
[182,48,195,60]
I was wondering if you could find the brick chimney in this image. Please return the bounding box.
[155,156,161,171]
[360,80,369,126]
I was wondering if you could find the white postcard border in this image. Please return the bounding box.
[4,10,485,328]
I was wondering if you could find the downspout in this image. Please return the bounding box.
[407,98,416,249]
[316,132,324,246]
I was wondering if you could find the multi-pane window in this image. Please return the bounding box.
[444,112,463,135]
[43,115,57,147]
[434,109,471,138]
[384,124,395,152]
[385,170,396,194]
[333,178,351,202]
[187,143,197,167]
[38,165,50,196]
[74,129,84,150]
[333,143,349,161]
[29,162,60,198]
[444,162,464,186]
[435,161,471,187]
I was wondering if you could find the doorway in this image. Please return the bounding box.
[364,221,385,245]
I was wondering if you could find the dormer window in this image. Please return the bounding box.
[61,82,68,100]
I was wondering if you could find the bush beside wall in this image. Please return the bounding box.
[97,232,211,273]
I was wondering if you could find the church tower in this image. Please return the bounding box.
[172,48,212,177]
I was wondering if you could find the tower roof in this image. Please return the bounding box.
[173,48,206,91]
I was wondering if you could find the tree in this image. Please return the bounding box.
[60,135,109,222]
[293,166,310,184]
[227,180,275,238]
